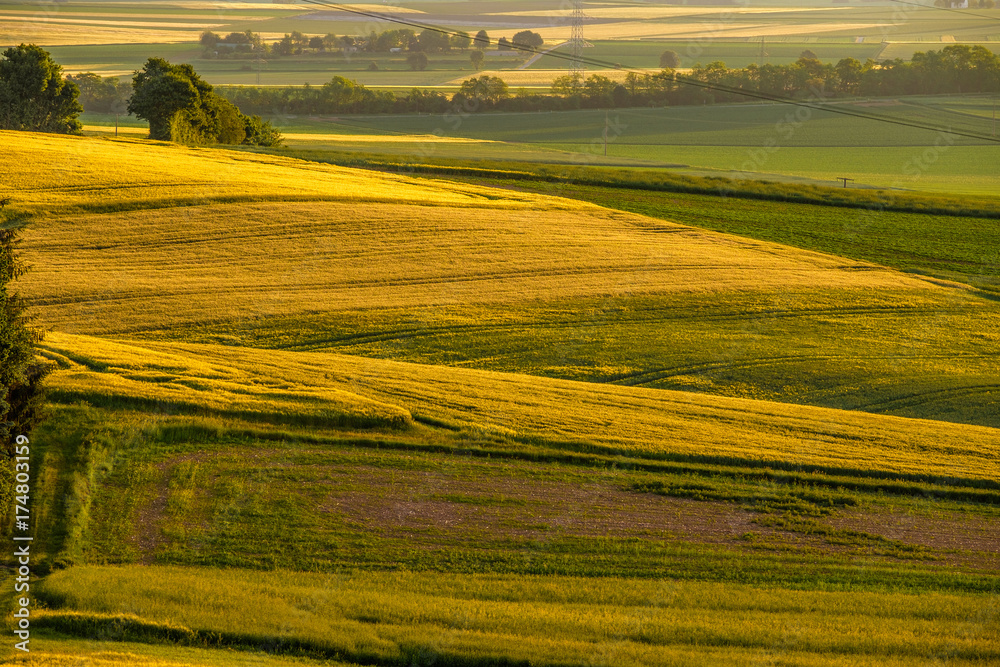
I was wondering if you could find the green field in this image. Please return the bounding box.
[529,39,889,70]
[4,2,1000,663]
[239,99,1000,194]
[20,566,1000,666]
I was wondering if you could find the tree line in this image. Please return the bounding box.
[218,45,1000,117]
[4,42,997,138]
[199,27,542,59]
[672,45,1000,101]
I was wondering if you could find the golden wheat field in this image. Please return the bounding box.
[8,130,1000,430]
[488,7,847,19]
[531,21,890,42]
[4,131,963,335]
[37,331,1000,480]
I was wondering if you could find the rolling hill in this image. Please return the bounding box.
[7,130,1000,428]
[1,130,998,666]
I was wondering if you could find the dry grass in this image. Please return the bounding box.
[0,641,339,667]
[80,125,149,136]
[445,69,651,86]
[488,7,846,19]
[1,131,571,213]
[21,198,941,334]
[41,334,411,429]
[533,21,891,41]
[0,18,206,46]
[40,332,1000,481]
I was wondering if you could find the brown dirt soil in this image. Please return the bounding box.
[318,467,848,556]
[828,508,1000,570]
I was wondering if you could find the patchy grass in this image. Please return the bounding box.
[39,334,1000,484]
[22,566,1000,666]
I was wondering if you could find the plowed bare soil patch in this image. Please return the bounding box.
[829,508,1000,570]
[320,467,802,548]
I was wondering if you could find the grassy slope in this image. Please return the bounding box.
[3,337,998,664]
[39,333,1000,480]
[16,566,999,667]
[4,130,1000,665]
[7,130,1000,429]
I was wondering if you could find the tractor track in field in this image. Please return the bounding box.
[249,303,956,352]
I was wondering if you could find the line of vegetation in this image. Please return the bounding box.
[254,149,1000,220]
[0,198,50,515]
[51,401,1000,505]
[214,45,1000,115]
[33,565,1000,664]
[198,26,531,60]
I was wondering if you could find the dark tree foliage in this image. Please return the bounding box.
[0,198,51,512]
[660,50,680,69]
[243,114,283,146]
[129,58,280,146]
[67,72,130,114]
[416,29,450,53]
[511,31,544,50]
[407,52,429,71]
[0,44,82,134]
[128,58,203,140]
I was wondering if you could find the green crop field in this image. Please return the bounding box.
[242,100,1000,194]
[528,39,888,71]
[3,2,1000,663]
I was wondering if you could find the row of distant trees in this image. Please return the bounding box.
[5,43,998,138]
[674,46,1000,100]
[220,46,1000,117]
[200,28,543,59]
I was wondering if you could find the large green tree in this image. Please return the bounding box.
[0,44,82,133]
[129,57,280,146]
[128,58,207,141]
[0,198,50,512]
[511,30,544,51]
